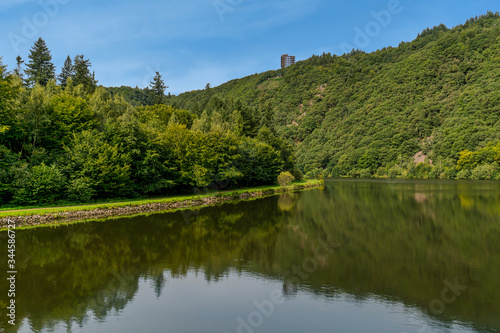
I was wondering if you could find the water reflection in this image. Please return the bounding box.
[1,179,499,332]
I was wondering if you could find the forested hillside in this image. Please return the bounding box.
[0,39,295,207]
[1,13,499,206]
[170,12,500,179]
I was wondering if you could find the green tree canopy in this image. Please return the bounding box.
[58,55,74,88]
[149,71,167,105]
[25,37,55,87]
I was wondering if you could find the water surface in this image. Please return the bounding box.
[1,179,499,332]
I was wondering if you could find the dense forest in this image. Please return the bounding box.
[1,12,499,206]
[0,39,296,207]
[169,12,500,180]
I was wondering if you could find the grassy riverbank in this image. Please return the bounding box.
[0,180,323,229]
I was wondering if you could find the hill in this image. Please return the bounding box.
[170,12,500,179]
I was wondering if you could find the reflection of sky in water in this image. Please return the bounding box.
[19,270,478,333]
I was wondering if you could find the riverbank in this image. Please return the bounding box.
[0,180,323,230]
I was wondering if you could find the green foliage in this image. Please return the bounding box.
[0,59,20,149]
[456,169,471,180]
[359,168,372,178]
[65,130,132,198]
[7,13,500,205]
[457,143,500,171]
[13,163,66,205]
[277,171,295,187]
[136,104,195,129]
[72,55,97,93]
[149,71,167,105]
[237,138,284,185]
[0,145,17,204]
[0,43,295,207]
[170,12,500,179]
[470,163,499,180]
[106,86,153,106]
[25,37,55,87]
[47,93,96,150]
[58,55,74,88]
[67,177,95,203]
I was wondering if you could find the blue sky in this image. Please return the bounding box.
[0,0,497,94]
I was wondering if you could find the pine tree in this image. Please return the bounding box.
[73,55,97,93]
[58,55,74,88]
[14,56,24,80]
[149,72,167,105]
[25,37,55,87]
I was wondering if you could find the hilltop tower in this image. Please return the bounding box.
[281,54,296,68]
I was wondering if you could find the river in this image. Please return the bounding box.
[1,179,499,332]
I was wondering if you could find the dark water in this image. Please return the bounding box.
[1,179,500,333]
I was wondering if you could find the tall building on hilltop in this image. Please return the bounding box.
[281,54,296,68]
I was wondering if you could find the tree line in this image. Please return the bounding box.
[0,38,299,207]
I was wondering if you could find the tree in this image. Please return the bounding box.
[14,56,24,80]
[277,171,295,187]
[12,163,66,205]
[58,55,74,88]
[47,93,96,150]
[65,130,132,198]
[73,55,97,93]
[25,37,55,87]
[237,138,284,186]
[0,145,17,204]
[0,58,21,149]
[149,72,167,105]
[22,85,51,157]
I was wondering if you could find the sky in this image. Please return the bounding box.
[0,0,498,95]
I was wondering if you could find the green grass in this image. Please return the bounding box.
[0,180,323,218]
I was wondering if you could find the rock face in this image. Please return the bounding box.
[0,183,322,229]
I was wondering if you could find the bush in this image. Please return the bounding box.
[65,130,132,198]
[470,163,499,180]
[0,145,16,205]
[415,163,432,179]
[291,167,304,181]
[277,172,295,187]
[67,177,95,203]
[13,163,66,205]
[330,165,342,178]
[387,165,404,178]
[359,168,372,178]
[456,169,471,180]
[440,167,457,179]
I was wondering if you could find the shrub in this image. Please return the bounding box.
[13,163,66,205]
[387,165,404,178]
[291,167,304,181]
[415,163,432,179]
[65,130,132,198]
[359,168,372,178]
[440,166,457,179]
[456,169,471,180]
[277,172,295,187]
[67,177,95,203]
[0,145,16,205]
[470,163,499,180]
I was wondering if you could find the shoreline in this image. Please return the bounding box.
[0,180,323,230]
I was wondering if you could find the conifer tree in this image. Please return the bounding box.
[14,56,24,80]
[73,55,97,93]
[149,72,167,105]
[25,37,55,87]
[58,55,74,88]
